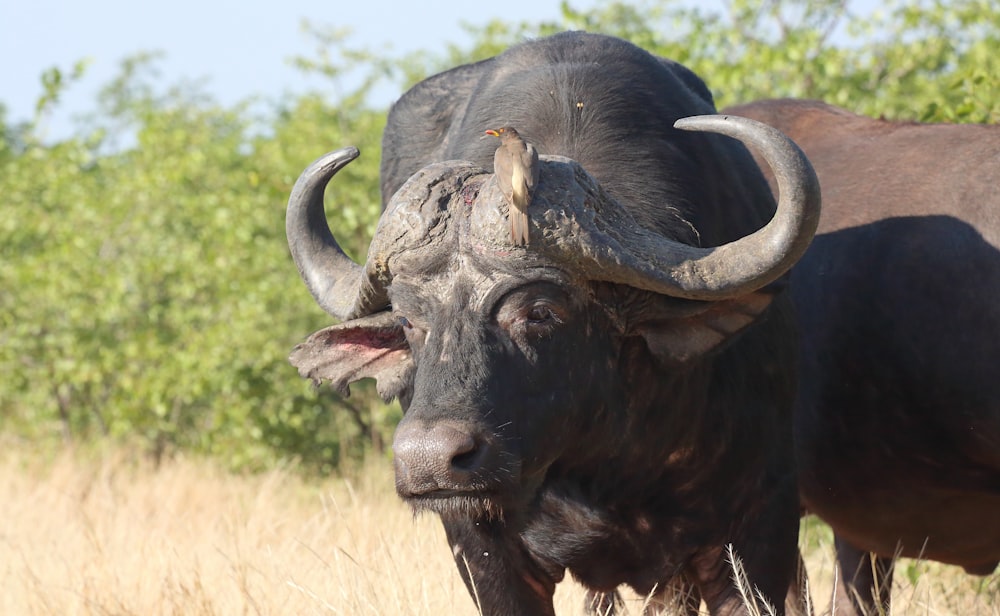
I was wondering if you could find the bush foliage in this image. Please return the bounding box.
[2,0,997,472]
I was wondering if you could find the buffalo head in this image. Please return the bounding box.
[287,115,819,521]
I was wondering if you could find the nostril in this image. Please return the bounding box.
[450,441,483,471]
[392,419,492,494]
[444,428,482,472]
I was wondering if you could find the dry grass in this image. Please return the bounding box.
[2,445,997,615]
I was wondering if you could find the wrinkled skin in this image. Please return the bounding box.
[390,251,798,616]
[289,34,823,615]
[726,98,1000,615]
[293,159,804,615]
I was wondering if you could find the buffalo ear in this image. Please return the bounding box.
[626,286,780,365]
[289,311,413,402]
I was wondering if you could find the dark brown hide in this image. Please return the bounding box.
[286,34,821,616]
[725,98,1000,615]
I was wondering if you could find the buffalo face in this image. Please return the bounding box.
[288,115,819,522]
[286,34,821,613]
[388,268,624,519]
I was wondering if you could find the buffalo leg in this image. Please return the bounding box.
[441,516,558,616]
[688,540,797,616]
[691,486,800,615]
[832,536,893,616]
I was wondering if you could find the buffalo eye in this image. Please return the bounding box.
[522,302,565,337]
[527,305,555,324]
[398,315,413,329]
[495,282,572,340]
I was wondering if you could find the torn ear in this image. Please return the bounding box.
[289,310,414,402]
[627,285,780,365]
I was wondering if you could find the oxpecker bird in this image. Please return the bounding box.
[485,126,539,246]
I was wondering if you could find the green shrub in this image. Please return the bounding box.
[1,0,996,472]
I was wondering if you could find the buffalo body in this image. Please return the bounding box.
[727,98,1000,614]
[288,34,822,615]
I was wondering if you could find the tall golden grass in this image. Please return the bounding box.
[2,445,997,615]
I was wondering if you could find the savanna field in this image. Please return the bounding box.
[3,445,997,615]
[3,1,1000,614]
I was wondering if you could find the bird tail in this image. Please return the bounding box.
[510,210,529,246]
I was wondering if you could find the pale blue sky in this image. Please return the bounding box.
[1,0,606,139]
[2,0,880,140]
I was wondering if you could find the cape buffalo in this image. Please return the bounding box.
[725,98,1000,614]
[287,33,821,615]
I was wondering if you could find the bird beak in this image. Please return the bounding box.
[485,129,500,137]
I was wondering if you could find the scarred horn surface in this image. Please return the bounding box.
[287,115,820,319]
[285,147,388,320]
[460,114,821,301]
[660,113,822,298]
[532,114,820,300]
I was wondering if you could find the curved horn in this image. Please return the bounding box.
[665,114,821,297]
[547,114,820,300]
[286,147,388,320]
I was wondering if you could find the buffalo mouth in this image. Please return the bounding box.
[401,489,509,521]
[394,461,530,522]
